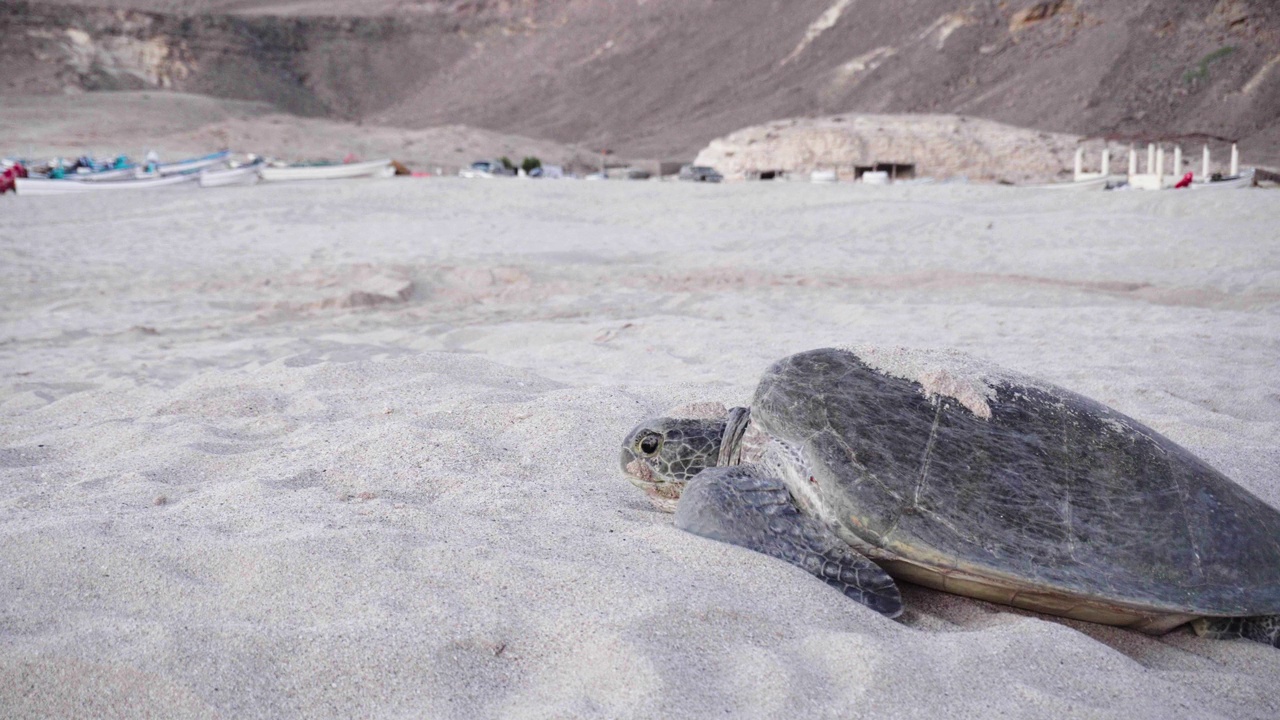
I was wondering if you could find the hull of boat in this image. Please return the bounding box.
[259,159,393,182]
[199,163,263,188]
[15,173,199,195]
[1194,173,1254,190]
[1029,176,1111,191]
[157,151,232,176]
[75,167,141,182]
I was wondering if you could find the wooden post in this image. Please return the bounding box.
[1230,143,1239,177]
[1074,147,1084,180]
[1147,143,1155,174]
[1155,146,1164,189]
[1173,146,1182,180]
[1101,148,1110,177]
[1203,145,1210,181]
[1128,146,1137,177]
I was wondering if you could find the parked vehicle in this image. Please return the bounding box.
[461,160,516,178]
[678,164,723,182]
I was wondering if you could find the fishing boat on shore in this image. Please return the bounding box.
[259,158,393,182]
[155,150,231,176]
[199,160,264,188]
[73,165,140,181]
[1194,168,1256,190]
[73,151,230,181]
[15,172,199,196]
[1028,175,1112,191]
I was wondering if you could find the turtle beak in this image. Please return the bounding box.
[620,450,681,513]
[620,448,658,489]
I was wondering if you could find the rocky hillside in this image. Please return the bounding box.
[4,0,1279,164]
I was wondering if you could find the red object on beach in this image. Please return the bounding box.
[1174,172,1194,189]
[3,163,31,194]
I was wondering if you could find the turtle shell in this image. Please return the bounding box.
[750,348,1280,629]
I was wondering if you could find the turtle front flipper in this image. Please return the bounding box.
[1193,616,1280,647]
[674,465,902,618]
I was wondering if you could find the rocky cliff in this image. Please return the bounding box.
[4,1,1279,164]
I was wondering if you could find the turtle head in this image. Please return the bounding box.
[620,405,751,513]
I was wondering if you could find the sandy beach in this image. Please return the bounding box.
[2,178,1278,718]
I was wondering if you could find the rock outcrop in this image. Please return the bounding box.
[694,115,1090,184]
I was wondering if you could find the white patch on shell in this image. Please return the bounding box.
[840,344,1046,421]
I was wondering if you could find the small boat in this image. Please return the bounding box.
[74,166,141,182]
[15,172,199,196]
[199,160,264,188]
[259,158,394,182]
[1194,169,1255,190]
[155,150,231,176]
[72,151,229,182]
[1027,176,1111,191]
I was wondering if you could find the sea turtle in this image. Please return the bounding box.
[620,346,1280,646]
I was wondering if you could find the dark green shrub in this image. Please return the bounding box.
[1183,46,1237,84]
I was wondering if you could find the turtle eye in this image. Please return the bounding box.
[637,432,662,457]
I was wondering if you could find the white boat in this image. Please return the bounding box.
[259,158,393,182]
[199,161,263,188]
[74,166,140,182]
[73,151,230,182]
[15,172,199,196]
[1194,169,1255,190]
[1028,176,1111,191]
[156,151,231,176]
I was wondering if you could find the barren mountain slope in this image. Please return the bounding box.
[4,0,1279,163]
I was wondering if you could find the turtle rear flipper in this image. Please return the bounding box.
[1193,616,1280,647]
[674,465,902,618]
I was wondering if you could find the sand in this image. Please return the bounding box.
[2,177,1279,718]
